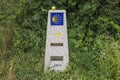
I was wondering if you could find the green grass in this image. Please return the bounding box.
[0,0,120,79]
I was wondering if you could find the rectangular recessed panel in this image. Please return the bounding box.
[50,43,63,46]
[50,56,63,61]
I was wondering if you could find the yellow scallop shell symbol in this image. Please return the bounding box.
[52,16,57,22]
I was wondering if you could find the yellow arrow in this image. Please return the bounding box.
[52,32,61,37]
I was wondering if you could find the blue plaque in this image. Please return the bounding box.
[51,13,64,26]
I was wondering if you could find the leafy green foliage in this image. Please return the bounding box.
[0,0,120,80]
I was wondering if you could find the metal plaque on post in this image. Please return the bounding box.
[44,7,69,71]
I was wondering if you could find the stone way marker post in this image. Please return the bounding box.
[44,6,69,71]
